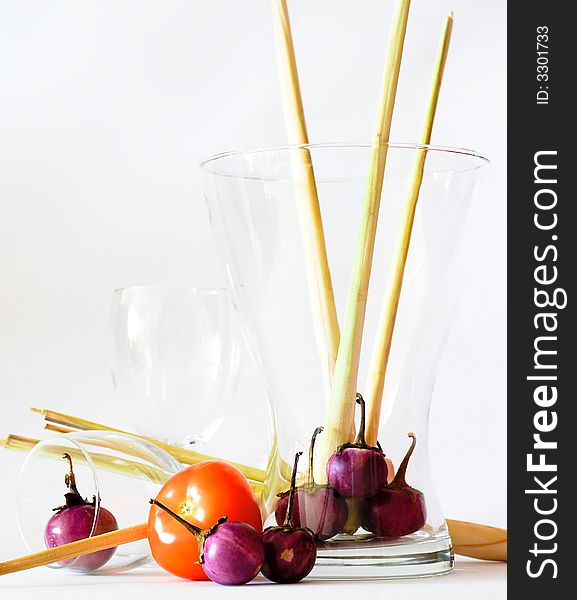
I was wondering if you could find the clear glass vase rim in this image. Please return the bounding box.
[199,141,490,178]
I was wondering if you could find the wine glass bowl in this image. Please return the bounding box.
[110,286,240,447]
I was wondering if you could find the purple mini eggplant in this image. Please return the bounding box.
[326,394,388,498]
[275,427,348,541]
[150,499,264,585]
[262,452,317,583]
[361,433,427,537]
[44,453,118,571]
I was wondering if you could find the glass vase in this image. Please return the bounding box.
[202,142,488,579]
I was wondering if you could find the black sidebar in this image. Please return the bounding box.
[508,1,573,595]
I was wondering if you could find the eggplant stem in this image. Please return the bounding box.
[352,393,367,446]
[62,452,81,497]
[149,499,204,540]
[283,451,303,529]
[307,427,323,487]
[52,452,92,511]
[394,432,417,486]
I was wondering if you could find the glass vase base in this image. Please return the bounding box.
[310,531,454,580]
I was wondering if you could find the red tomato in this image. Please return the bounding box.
[148,461,262,580]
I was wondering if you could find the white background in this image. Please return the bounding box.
[0,0,505,596]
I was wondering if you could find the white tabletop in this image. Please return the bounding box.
[0,559,506,600]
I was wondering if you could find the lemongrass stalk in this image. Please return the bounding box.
[315,0,412,481]
[447,519,507,562]
[44,424,183,470]
[43,423,74,434]
[0,513,506,576]
[0,435,171,485]
[272,0,340,386]
[42,419,266,492]
[364,13,454,445]
[31,408,266,483]
[0,524,148,576]
[43,422,188,474]
[2,433,265,494]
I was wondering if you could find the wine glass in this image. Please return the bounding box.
[18,431,182,572]
[110,286,240,447]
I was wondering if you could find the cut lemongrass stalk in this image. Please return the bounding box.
[315,0,412,482]
[31,408,266,483]
[44,423,74,434]
[0,435,171,485]
[447,519,507,562]
[43,423,174,471]
[272,0,340,386]
[43,425,184,472]
[0,517,506,576]
[0,523,148,576]
[42,421,171,477]
[1,434,263,493]
[364,12,454,445]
